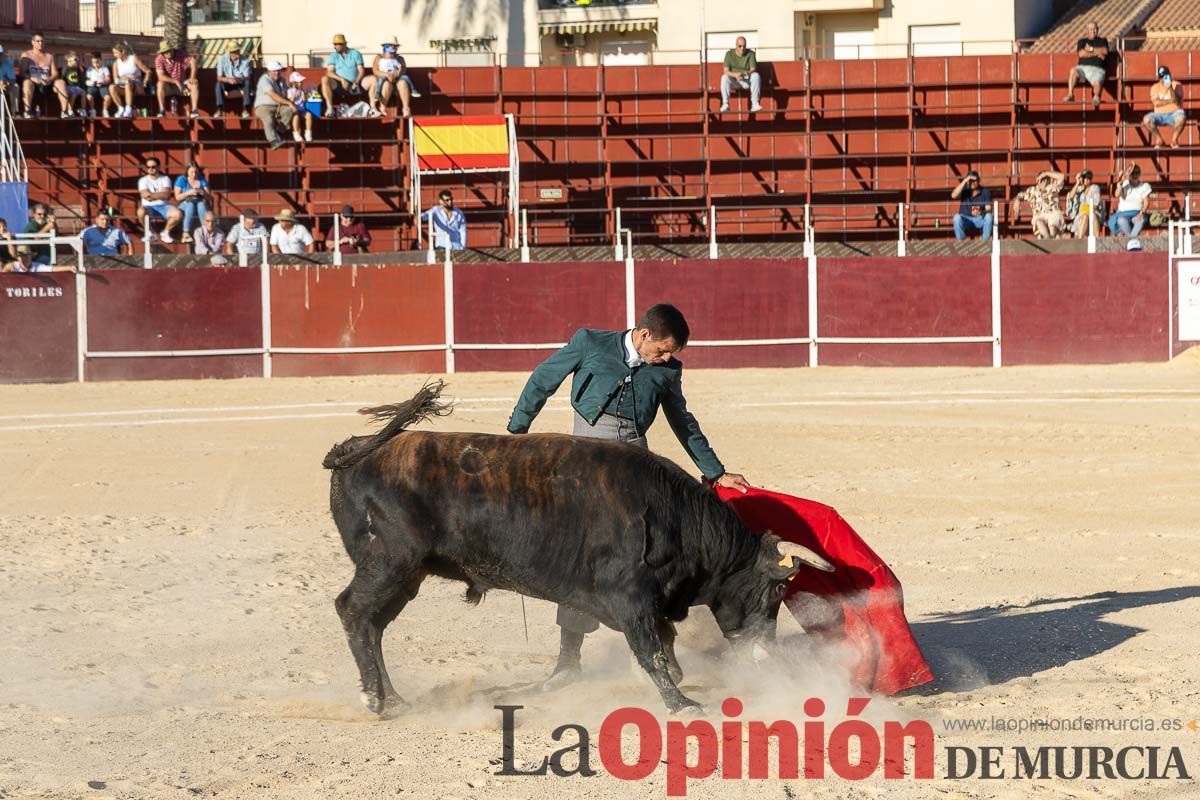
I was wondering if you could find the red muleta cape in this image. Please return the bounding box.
[714,485,933,695]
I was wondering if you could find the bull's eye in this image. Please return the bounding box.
[772,583,787,602]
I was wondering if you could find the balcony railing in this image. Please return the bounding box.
[538,0,655,8]
[79,0,260,37]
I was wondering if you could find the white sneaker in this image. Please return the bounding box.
[719,103,730,112]
[410,89,422,98]
[750,103,763,113]
[158,231,174,244]
[293,130,303,142]
[304,130,312,142]
[102,108,110,118]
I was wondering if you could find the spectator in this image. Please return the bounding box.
[1064,169,1105,239]
[19,32,59,119]
[193,210,226,255]
[254,61,294,150]
[1107,164,1152,239]
[172,163,211,244]
[154,40,200,118]
[0,46,17,114]
[2,244,75,273]
[364,36,412,119]
[320,34,365,118]
[81,209,132,255]
[22,204,56,265]
[225,209,268,257]
[59,52,85,118]
[1014,170,1065,239]
[85,51,113,118]
[215,44,253,118]
[109,42,149,119]
[336,205,371,253]
[269,209,315,254]
[136,157,184,243]
[1143,66,1185,149]
[1063,21,1107,107]
[720,37,761,114]
[286,71,314,142]
[420,190,467,250]
[0,217,16,262]
[950,170,994,241]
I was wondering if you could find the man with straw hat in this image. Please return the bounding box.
[269,209,314,255]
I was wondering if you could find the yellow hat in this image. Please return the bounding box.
[275,209,296,222]
[158,40,172,53]
[332,34,347,45]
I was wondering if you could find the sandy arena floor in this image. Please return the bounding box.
[1,354,1198,799]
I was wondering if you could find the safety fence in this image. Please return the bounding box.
[0,250,1185,384]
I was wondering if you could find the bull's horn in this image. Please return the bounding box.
[777,541,836,573]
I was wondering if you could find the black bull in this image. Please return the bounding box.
[323,382,833,713]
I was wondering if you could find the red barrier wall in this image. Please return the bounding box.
[270,264,446,377]
[634,259,809,368]
[0,255,1180,385]
[1001,253,1170,365]
[817,257,993,367]
[453,262,625,372]
[0,274,77,383]
[85,267,262,381]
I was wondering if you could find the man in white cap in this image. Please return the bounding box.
[254,61,294,150]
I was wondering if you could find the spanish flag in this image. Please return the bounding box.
[413,115,510,171]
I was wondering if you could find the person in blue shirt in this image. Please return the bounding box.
[172,163,212,243]
[214,44,253,117]
[0,45,17,114]
[951,170,994,241]
[320,33,365,118]
[419,190,467,250]
[80,209,132,256]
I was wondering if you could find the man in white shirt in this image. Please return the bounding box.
[269,209,314,255]
[136,157,183,243]
[224,209,268,257]
[1107,163,1152,239]
[419,190,467,250]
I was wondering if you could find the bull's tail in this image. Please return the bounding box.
[322,380,453,471]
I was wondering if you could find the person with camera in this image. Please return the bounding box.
[951,170,993,241]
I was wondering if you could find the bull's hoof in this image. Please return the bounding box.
[360,691,385,715]
[539,663,582,693]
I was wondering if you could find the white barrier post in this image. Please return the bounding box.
[426,213,436,264]
[520,208,530,263]
[991,201,1000,258]
[443,249,455,374]
[803,204,814,259]
[1087,206,1097,254]
[332,212,342,266]
[991,202,1002,368]
[806,246,818,367]
[614,207,624,261]
[260,251,272,378]
[261,233,269,269]
[624,228,635,329]
[897,202,906,257]
[708,205,718,260]
[75,249,87,382]
[237,214,248,267]
[143,215,152,269]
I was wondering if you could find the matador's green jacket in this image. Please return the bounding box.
[506,328,725,479]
